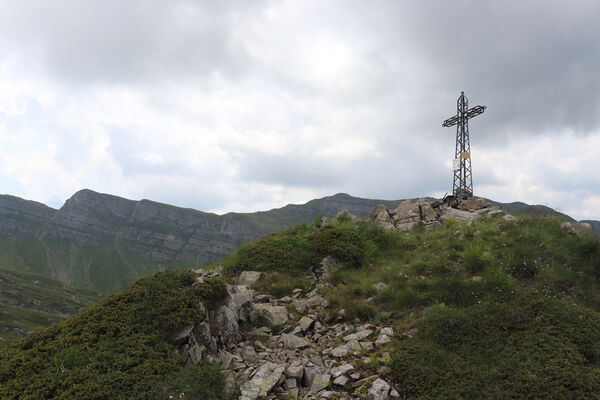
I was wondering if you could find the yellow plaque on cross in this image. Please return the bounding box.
[461,152,471,159]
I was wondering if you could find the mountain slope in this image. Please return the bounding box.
[0,189,596,293]
[3,213,600,399]
[0,268,101,347]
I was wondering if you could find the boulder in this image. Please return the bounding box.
[292,298,310,313]
[280,333,310,350]
[331,363,354,378]
[299,316,315,332]
[440,207,480,223]
[371,204,394,231]
[238,271,262,286]
[367,378,390,400]
[310,373,331,394]
[239,362,285,400]
[391,200,421,231]
[416,198,437,222]
[375,334,391,346]
[331,345,350,358]
[208,302,242,347]
[344,329,372,341]
[286,360,305,384]
[561,221,593,236]
[228,286,254,321]
[252,303,289,326]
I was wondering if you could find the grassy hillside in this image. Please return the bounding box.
[221,214,600,398]
[0,270,224,400]
[0,190,595,296]
[0,268,101,348]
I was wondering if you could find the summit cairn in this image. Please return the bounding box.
[371,196,508,232]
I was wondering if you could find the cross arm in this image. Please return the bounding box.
[442,105,487,127]
[442,115,459,127]
[466,105,486,120]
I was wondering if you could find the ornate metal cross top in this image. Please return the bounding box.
[442,91,486,200]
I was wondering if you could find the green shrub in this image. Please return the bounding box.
[0,270,225,400]
[252,272,312,298]
[391,295,600,398]
[309,225,364,268]
[221,229,314,276]
[195,276,228,303]
[462,241,486,274]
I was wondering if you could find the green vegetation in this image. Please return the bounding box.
[218,214,600,398]
[0,268,102,348]
[195,276,229,303]
[0,270,224,400]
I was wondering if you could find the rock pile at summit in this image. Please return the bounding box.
[370,197,508,232]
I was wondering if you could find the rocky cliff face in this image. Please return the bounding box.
[0,195,56,241]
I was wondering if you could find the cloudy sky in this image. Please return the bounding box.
[1,0,600,219]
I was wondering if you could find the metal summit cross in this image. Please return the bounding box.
[442,91,486,200]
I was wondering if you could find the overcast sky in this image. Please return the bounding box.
[1,0,600,219]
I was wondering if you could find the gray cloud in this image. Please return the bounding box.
[1,0,600,219]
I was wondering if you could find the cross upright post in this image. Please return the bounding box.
[442,91,486,200]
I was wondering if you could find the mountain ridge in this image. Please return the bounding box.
[0,189,595,293]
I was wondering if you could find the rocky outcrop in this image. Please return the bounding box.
[372,197,508,232]
[561,221,594,236]
[174,269,399,400]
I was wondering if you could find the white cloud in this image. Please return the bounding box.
[0,0,599,220]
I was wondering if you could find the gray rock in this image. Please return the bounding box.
[360,341,374,351]
[367,378,390,400]
[299,316,315,332]
[187,341,205,366]
[285,378,298,390]
[371,205,394,231]
[344,329,372,341]
[380,327,394,336]
[172,325,193,345]
[503,214,518,221]
[286,360,305,384]
[309,373,331,394]
[252,303,289,326]
[238,271,262,286]
[281,333,310,350]
[303,366,321,387]
[440,207,480,223]
[331,363,354,378]
[208,303,242,347]
[333,375,349,386]
[561,221,593,235]
[218,350,234,369]
[375,334,391,346]
[241,345,259,364]
[391,200,421,231]
[389,389,401,399]
[347,339,362,353]
[239,362,285,399]
[417,198,438,222]
[331,345,350,358]
[292,299,310,313]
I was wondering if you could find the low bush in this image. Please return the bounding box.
[391,295,600,398]
[0,270,225,400]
